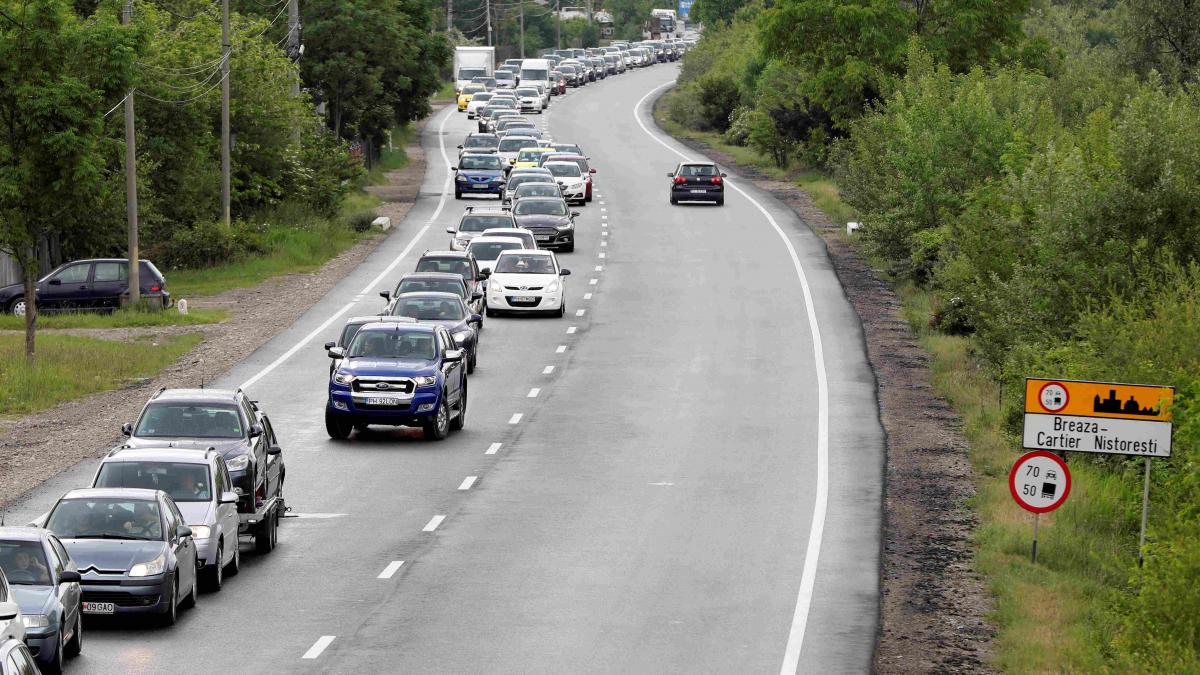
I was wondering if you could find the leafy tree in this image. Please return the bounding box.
[0,0,137,360]
[690,0,747,26]
[1124,0,1200,90]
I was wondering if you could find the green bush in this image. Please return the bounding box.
[149,220,268,269]
[348,211,377,233]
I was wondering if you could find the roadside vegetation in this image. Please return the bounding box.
[666,0,1200,670]
[0,307,226,331]
[0,333,202,416]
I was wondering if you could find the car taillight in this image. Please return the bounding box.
[710,176,722,185]
[149,284,161,292]
[673,176,686,184]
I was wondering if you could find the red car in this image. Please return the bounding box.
[549,71,567,95]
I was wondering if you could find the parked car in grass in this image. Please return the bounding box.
[0,258,170,316]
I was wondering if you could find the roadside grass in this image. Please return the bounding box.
[434,81,457,101]
[365,125,414,185]
[0,307,226,331]
[0,332,203,416]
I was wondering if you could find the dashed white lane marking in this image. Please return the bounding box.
[595,265,603,271]
[302,636,335,659]
[590,278,598,285]
[599,252,606,259]
[543,365,555,374]
[599,200,605,205]
[601,241,608,247]
[634,80,832,675]
[486,442,503,455]
[575,309,586,317]
[584,293,593,300]
[508,413,523,424]
[601,214,608,219]
[602,231,608,237]
[602,222,608,228]
[458,476,478,490]
[527,388,541,398]
[601,208,607,212]
[565,326,577,334]
[556,344,568,352]
[423,515,446,532]
[377,561,405,579]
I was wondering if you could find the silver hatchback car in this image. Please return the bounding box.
[90,447,241,592]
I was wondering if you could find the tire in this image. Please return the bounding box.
[450,385,467,430]
[64,612,82,658]
[43,628,64,674]
[159,578,178,627]
[8,296,25,316]
[455,189,462,199]
[204,543,224,592]
[255,508,277,554]
[562,242,575,253]
[180,566,197,609]
[485,307,496,317]
[557,303,566,317]
[716,197,725,206]
[225,540,240,577]
[423,400,450,441]
[670,195,677,205]
[467,351,476,374]
[586,192,592,203]
[325,410,352,440]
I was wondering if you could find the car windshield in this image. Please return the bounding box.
[462,85,485,95]
[464,136,496,148]
[0,541,51,585]
[347,329,437,359]
[517,185,560,198]
[549,157,587,172]
[460,155,502,170]
[518,150,546,162]
[508,175,550,190]
[458,67,487,79]
[553,144,582,154]
[46,498,163,541]
[94,461,213,503]
[495,255,556,274]
[514,200,568,216]
[499,138,533,152]
[516,88,539,97]
[520,68,548,81]
[416,257,473,280]
[470,93,493,103]
[134,403,243,439]
[340,321,367,347]
[467,241,523,260]
[396,278,465,297]
[391,297,465,321]
[547,163,582,177]
[681,164,718,176]
[460,215,513,232]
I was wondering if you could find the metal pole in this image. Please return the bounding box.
[220,0,232,227]
[519,0,524,58]
[121,0,139,306]
[1031,513,1039,564]
[485,0,492,46]
[287,0,300,97]
[1138,457,1152,568]
[555,0,560,49]
[446,0,452,33]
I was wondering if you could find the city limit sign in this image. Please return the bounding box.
[1022,378,1174,457]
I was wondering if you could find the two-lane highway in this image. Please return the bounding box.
[6,63,884,673]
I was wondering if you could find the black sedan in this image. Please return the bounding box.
[668,162,727,206]
[512,197,578,252]
[388,292,482,373]
[44,488,198,627]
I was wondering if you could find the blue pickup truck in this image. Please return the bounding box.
[325,321,468,440]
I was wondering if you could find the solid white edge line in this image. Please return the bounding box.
[458,476,477,490]
[423,515,446,532]
[634,80,830,675]
[486,442,503,455]
[377,561,405,579]
[302,635,336,659]
[240,303,355,390]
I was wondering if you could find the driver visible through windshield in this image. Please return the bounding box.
[0,540,52,585]
[134,403,244,439]
[495,255,556,274]
[348,329,437,360]
[459,155,503,170]
[514,200,568,216]
[46,498,163,541]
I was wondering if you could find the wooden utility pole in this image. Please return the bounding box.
[288,0,300,98]
[556,0,561,49]
[485,0,492,46]
[519,0,525,58]
[220,0,232,226]
[121,0,140,305]
[446,0,452,33]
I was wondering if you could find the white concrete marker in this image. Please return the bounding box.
[527,388,540,398]
[602,231,608,237]
[634,81,832,675]
[486,442,503,455]
[543,365,555,374]
[599,252,606,259]
[377,561,405,579]
[508,413,523,424]
[601,208,607,212]
[599,201,606,205]
[423,515,446,532]
[458,476,477,490]
[302,636,336,659]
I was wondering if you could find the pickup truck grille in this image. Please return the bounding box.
[352,378,415,394]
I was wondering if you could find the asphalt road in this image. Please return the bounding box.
[6,63,884,674]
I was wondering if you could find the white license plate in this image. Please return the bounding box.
[513,296,536,303]
[535,235,552,241]
[472,184,489,189]
[690,189,706,194]
[83,602,115,614]
[366,397,402,406]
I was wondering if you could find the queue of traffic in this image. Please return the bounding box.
[0,37,694,675]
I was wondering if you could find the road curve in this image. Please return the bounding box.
[6,63,884,674]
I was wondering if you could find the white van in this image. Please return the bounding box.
[519,58,553,106]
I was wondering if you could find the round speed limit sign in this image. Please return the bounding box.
[1009,450,1071,513]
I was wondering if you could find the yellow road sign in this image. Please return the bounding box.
[1023,378,1174,457]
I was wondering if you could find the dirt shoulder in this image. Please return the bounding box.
[0,109,440,509]
[658,132,996,670]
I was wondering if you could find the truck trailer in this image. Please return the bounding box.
[454,46,496,93]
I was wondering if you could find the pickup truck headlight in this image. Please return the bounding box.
[332,371,353,385]
[129,553,166,577]
[20,615,49,629]
[189,525,211,540]
[414,375,437,387]
[225,454,250,471]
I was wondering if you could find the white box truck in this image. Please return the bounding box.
[455,46,495,93]
[518,58,552,103]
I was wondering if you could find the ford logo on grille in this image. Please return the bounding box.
[375,382,391,390]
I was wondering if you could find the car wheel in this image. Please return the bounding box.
[586,192,592,203]
[467,351,476,374]
[255,508,277,553]
[205,543,224,592]
[225,539,240,577]
[160,578,178,626]
[324,410,352,440]
[670,195,677,205]
[716,196,725,206]
[423,400,450,441]
[8,296,25,316]
[557,303,566,318]
[562,242,575,253]
[454,189,462,199]
[43,627,64,673]
[450,385,467,430]
[64,612,82,657]
[485,307,496,317]
[181,566,198,609]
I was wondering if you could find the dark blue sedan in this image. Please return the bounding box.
[453,153,508,200]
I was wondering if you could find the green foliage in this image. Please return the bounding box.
[1123,0,1200,89]
[690,0,747,26]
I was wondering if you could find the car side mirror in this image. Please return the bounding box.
[471,291,483,300]
[379,290,391,301]
[477,269,492,279]
[721,173,728,177]
[571,211,581,218]
[328,346,345,359]
[176,525,193,540]
[268,444,283,456]
[58,570,81,584]
[249,423,264,438]
[121,422,133,436]
[470,313,483,324]
[446,226,456,234]
[457,145,464,149]
[590,168,597,173]
[560,269,571,276]
[443,349,464,362]
[450,166,458,171]
[220,491,240,504]
[666,172,674,177]
[0,601,19,621]
[323,341,336,350]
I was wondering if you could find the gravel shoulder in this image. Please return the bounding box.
[0,110,438,509]
[658,131,996,671]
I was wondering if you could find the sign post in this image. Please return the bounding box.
[1138,457,1151,568]
[1009,450,1072,563]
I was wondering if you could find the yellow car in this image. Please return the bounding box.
[512,147,556,169]
[457,84,486,112]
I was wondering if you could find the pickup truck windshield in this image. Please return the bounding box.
[135,403,244,439]
[348,330,437,360]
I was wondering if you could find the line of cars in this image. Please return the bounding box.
[0,389,287,672]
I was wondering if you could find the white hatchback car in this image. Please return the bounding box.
[543,161,587,205]
[485,250,571,317]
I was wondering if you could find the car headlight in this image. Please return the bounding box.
[20,615,49,629]
[225,454,250,471]
[189,525,211,540]
[455,237,470,247]
[456,174,468,182]
[452,330,471,344]
[546,280,561,293]
[556,221,573,231]
[333,371,353,385]
[129,553,166,577]
[414,375,437,387]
